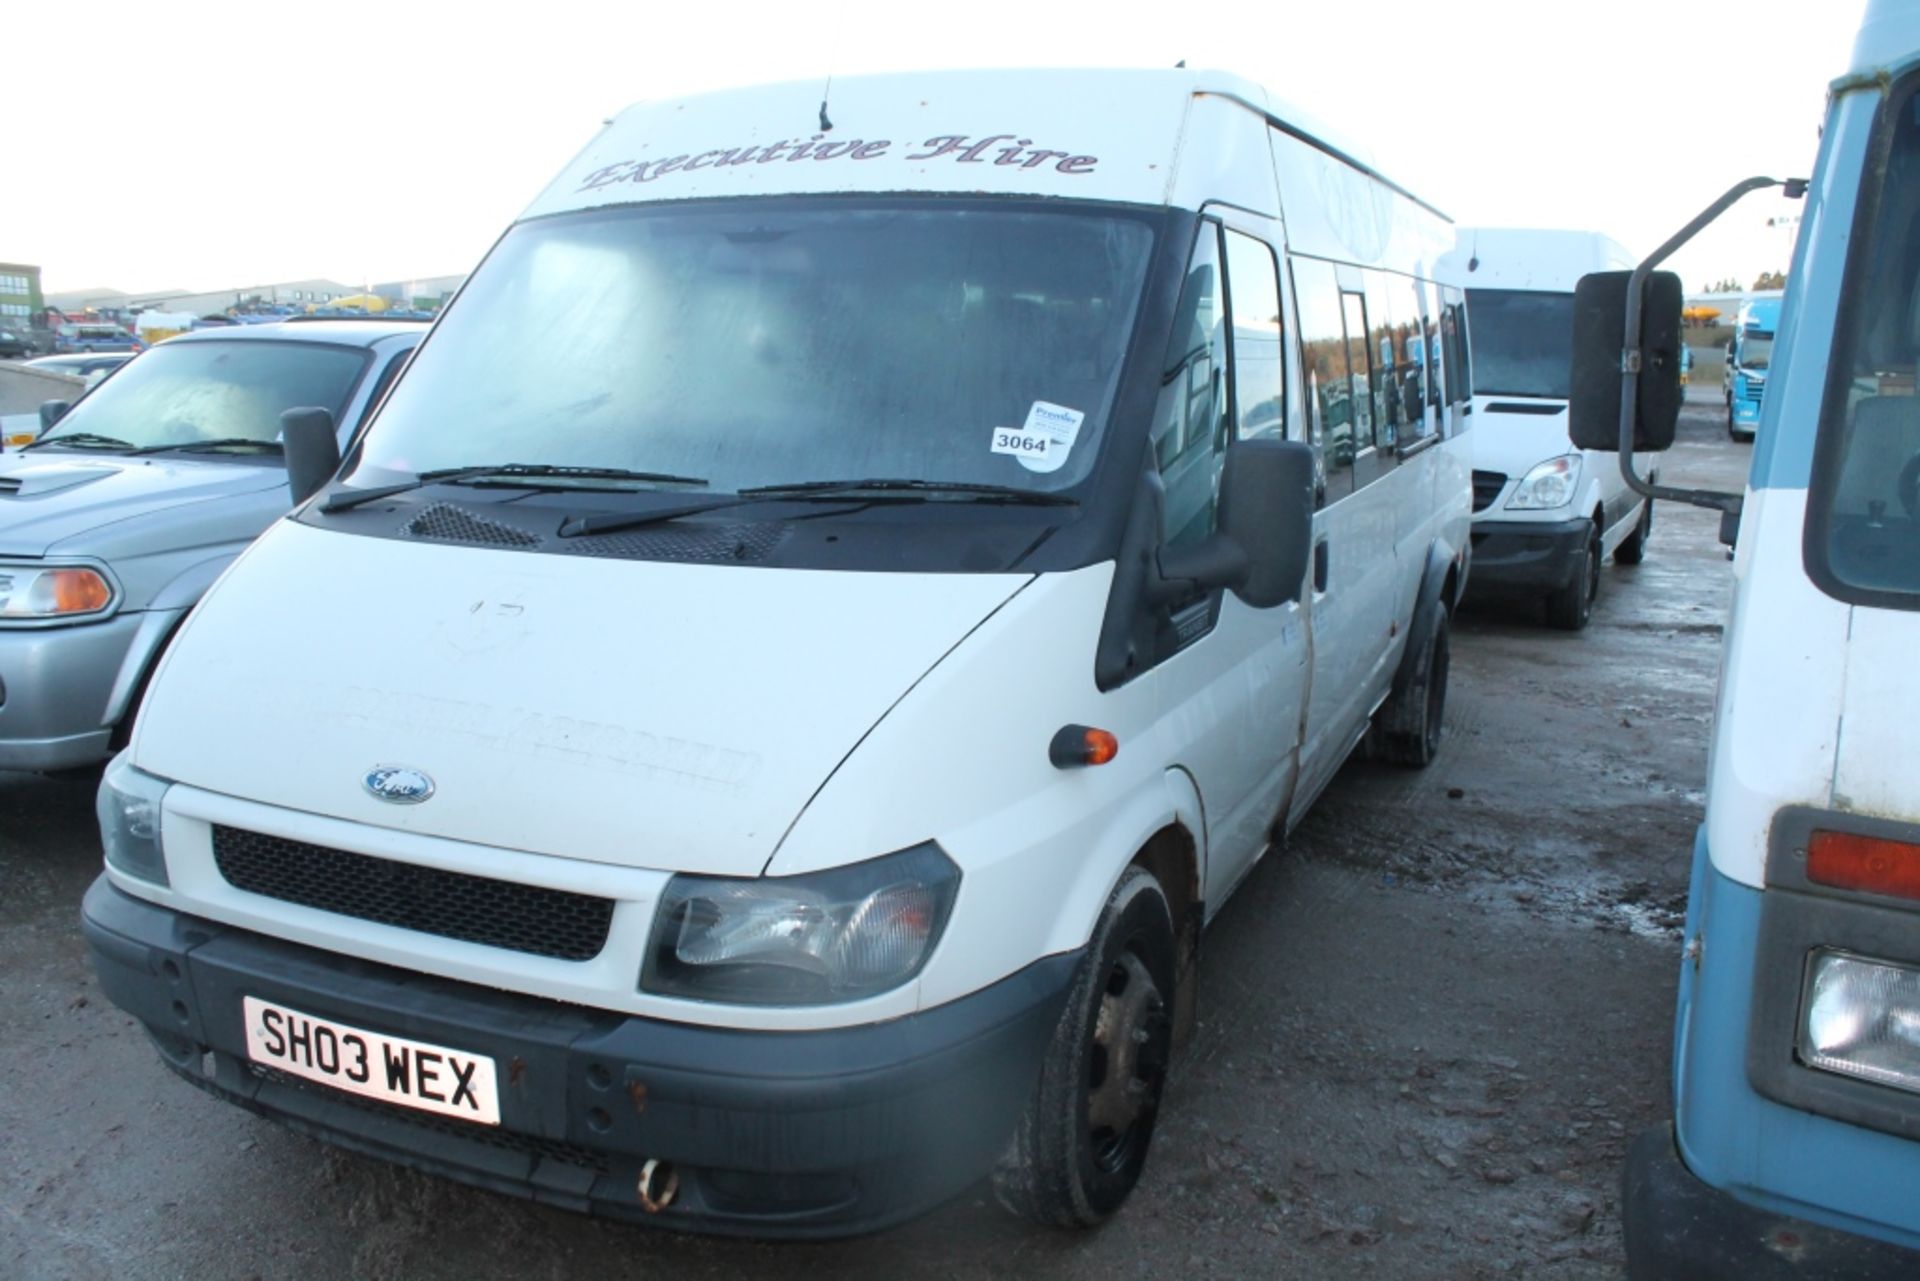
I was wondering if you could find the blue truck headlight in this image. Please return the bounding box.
[97,752,172,886]
[642,844,960,1005]
[1799,949,1920,1094]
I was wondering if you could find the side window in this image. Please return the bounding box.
[1364,274,1405,450]
[1341,291,1375,451]
[1444,287,1471,417]
[1292,258,1354,504]
[1151,223,1230,552]
[1223,230,1285,443]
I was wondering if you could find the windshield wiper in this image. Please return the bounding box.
[21,432,137,453]
[321,463,709,514]
[740,478,1078,505]
[129,437,283,455]
[558,477,1076,539]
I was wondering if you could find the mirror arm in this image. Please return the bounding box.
[1617,175,1804,517]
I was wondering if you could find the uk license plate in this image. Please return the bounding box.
[242,996,501,1125]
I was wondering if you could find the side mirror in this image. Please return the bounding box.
[1157,439,1316,607]
[281,406,341,506]
[38,400,70,436]
[1568,270,1684,452]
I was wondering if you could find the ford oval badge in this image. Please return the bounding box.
[364,765,435,805]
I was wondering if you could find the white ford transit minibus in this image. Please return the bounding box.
[1440,228,1656,629]
[82,69,1472,1237]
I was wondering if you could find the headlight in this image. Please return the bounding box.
[1799,949,1920,1094]
[1506,455,1581,510]
[0,563,116,621]
[97,752,172,886]
[642,843,960,1005]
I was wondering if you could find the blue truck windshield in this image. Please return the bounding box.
[1809,77,1920,605]
[350,201,1156,495]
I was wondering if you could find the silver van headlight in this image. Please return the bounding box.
[98,753,172,886]
[642,844,960,1005]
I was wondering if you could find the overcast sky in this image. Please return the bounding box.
[9,0,1860,298]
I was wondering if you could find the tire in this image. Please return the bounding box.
[993,866,1176,1229]
[1613,500,1652,565]
[1374,607,1450,767]
[1545,521,1600,631]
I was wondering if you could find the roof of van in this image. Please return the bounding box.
[1434,227,1635,292]
[520,67,1407,220]
[1852,0,1920,77]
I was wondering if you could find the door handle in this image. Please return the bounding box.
[1313,540,1330,592]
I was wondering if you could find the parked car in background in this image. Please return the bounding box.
[1439,228,1657,630]
[0,328,34,359]
[0,319,421,771]
[25,352,137,389]
[53,323,143,354]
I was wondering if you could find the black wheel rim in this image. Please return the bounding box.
[1086,948,1171,1174]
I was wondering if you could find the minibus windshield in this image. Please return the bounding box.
[1810,76,1920,604]
[1464,289,1573,400]
[349,201,1157,496]
[31,340,367,454]
[1737,333,1773,370]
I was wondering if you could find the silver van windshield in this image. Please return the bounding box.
[347,202,1154,495]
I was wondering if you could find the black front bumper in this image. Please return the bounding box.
[1467,517,1588,593]
[1623,1124,1920,1279]
[82,876,1077,1239]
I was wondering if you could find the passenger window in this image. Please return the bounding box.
[1341,291,1375,450]
[1223,230,1285,443]
[1444,288,1471,417]
[1151,223,1230,551]
[1365,275,1406,450]
[1291,258,1354,504]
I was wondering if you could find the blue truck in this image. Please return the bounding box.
[1726,294,1781,442]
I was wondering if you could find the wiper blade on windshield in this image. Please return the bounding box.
[739,478,1078,505]
[21,432,137,453]
[558,477,1076,539]
[129,437,282,455]
[320,463,709,514]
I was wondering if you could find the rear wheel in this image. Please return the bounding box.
[1614,500,1652,565]
[993,867,1175,1228]
[1546,521,1600,631]
[1374,607,1450,767]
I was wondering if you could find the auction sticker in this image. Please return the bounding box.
[993,401,1085,474]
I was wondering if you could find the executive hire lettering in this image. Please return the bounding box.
[577,133,1100,190]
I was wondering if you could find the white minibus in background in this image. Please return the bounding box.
[1566,2,1920,1271]
[80,68,1474,1237]
[1440,228,1655,629]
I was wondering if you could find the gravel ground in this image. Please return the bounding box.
[0,392,1748,1279]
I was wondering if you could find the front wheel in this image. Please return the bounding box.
[1546,522,1600,631]
[993,867,1176,1228]
[1614,500,1653,565]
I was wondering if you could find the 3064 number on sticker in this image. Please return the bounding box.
[990,428,1052,462]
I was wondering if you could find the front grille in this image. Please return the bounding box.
[0,477,21,496]
[211,826,613,962]
[1471,470,1506,512]
[1744,381,1765,403]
